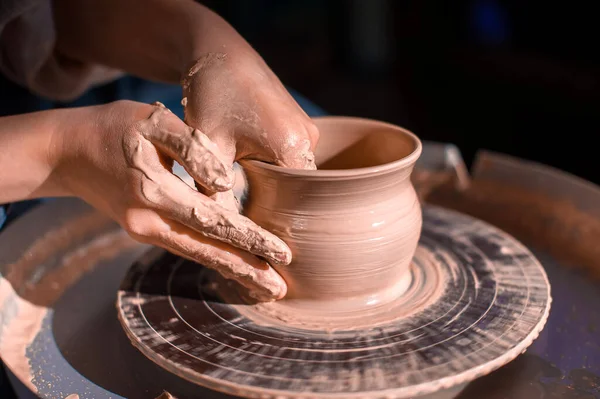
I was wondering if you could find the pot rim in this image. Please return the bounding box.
[241,116,423,179]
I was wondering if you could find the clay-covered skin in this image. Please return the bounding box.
[242,117,423,307]
[182,53,317,170]
[0,101,292,301]
[181,52,318,211]
[3,0,321,301]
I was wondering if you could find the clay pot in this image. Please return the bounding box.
[241,116,422,308]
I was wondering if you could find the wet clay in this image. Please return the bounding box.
[241,117,423,321]
[124,102,292,301]
[180,53,318,217]
[117,204,551,398]
[180,53,318,171]
[219,245,446,331]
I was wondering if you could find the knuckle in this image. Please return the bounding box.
[125,173,164,210]
[276,120,319,147]
[126,179,146,204]
[123,181,148,211]
[122,210,156,240]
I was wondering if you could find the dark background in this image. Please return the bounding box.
[201,0,599,184]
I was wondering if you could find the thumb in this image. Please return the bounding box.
[191,130,241,213]
[270,120,319,170]
[275,136,318,170]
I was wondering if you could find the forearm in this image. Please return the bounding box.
[53,0,255,84]
[0,110,68,203]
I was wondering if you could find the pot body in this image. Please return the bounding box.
[242,117,422,305]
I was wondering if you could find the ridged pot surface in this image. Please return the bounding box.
[242,117,422,305]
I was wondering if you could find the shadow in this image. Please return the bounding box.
[51,248,241,399]
[455,353,600,399]
[318,130,414,170]
[120,250,251,306]
[0,200,262,398]
[0,205,125,307]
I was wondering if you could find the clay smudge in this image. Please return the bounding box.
[123,104,293,301]
[181,52,318,173]
[116,205,550,399]
[0,211,140,392]
[138,101,235,192]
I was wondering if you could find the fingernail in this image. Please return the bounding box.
[265,236,292,265]
[268,250,291,266]
[277,251,292,264]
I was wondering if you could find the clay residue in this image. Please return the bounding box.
[117,203,550,399]
[123,106,293,301]
[222,244,447,331]
[137,102,235,192]
[0,211,140,392]
[181,52,318,171]
[1,212,111,303]
[180,53,228,92]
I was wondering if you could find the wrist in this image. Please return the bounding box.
[44,108,86,198]
[182,7,257,78]
[0,109,72,202]
[54,0,255,84]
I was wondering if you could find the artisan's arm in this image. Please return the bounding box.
[0,111,67,203]
[53,0,254,83]
[0,101,292,300]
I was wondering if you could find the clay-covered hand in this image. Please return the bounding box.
[56,100,291,301]
[181,51,319,206]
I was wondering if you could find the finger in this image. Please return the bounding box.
[192,130,240,214]
[198,187,241,214]
[276,135,317,170]
[196,165,244,214]
[138,165,292,266]
[242,121,320,171]
[276,121,319,170]
[128,211,287,301]
[137,102,234,192]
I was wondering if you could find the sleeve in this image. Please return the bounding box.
[0,0,123,102]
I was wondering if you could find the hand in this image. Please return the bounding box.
[55,100,292,301]
[53,0,319,206]
[181,50,319,208]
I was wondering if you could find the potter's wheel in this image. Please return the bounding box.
[1,147,599,399]
[116,206,550,399]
